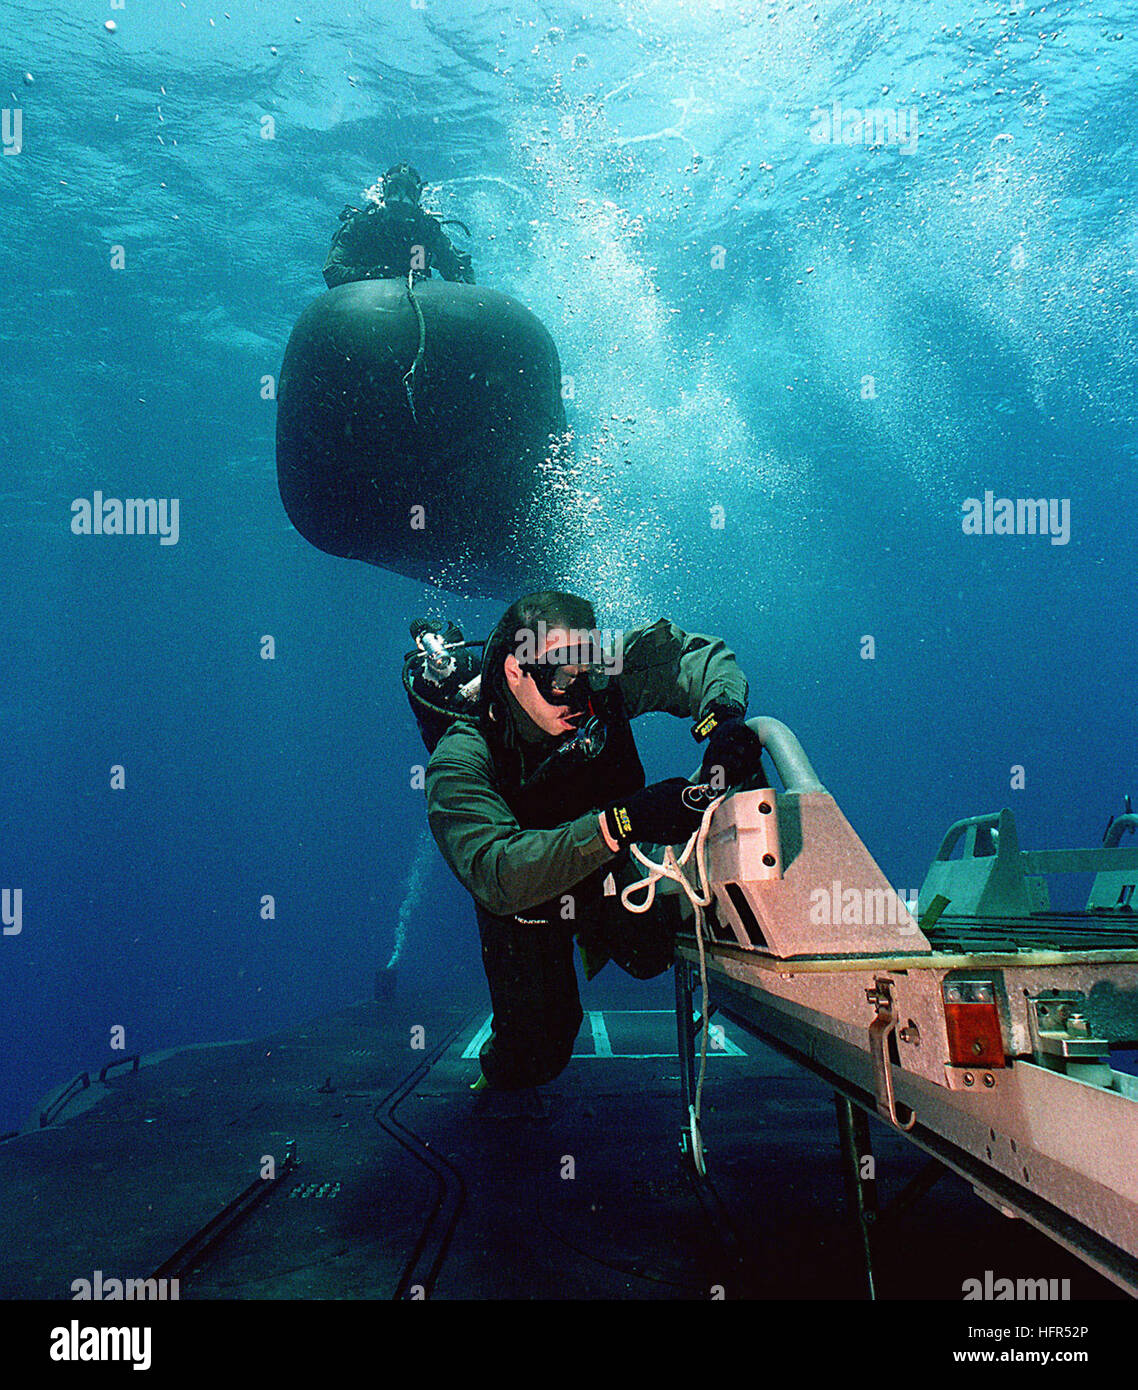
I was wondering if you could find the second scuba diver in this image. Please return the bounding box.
[323,160,475,288]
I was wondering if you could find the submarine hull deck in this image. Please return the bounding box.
[0,989,1121,1301]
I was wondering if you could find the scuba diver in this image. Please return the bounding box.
[408,593,766,1094]
[322,161,475,288]
[403,617,484,754]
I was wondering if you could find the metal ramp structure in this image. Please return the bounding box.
[674,718,1138,1297]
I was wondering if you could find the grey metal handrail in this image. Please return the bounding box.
[1104,814,1138,849]
[747,716,826,794]
[932,811,1005,863]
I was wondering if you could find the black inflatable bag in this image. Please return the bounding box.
[276,279,568,597]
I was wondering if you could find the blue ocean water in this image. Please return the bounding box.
[0,0,1135,1135]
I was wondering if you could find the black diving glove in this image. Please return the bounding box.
[694,703,766,790]
[601,778,709,849]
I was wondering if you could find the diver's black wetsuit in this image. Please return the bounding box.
[472,684,681,1090]
[323,203,474,287]
[426,618,750,1093]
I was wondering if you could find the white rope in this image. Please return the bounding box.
[620,794,725,1162]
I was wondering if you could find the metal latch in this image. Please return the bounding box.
[1026,993,1109,1065]
[865,977,916,1131]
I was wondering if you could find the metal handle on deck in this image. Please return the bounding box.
[746,717,826,794]
[1104,814,1138,849]
[866,979,916,1132]
[868,1013,916,1131]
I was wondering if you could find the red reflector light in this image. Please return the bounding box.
[944,981,1006,1068]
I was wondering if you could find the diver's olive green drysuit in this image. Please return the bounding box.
[323,202,474,288]
[425,618,748,1090]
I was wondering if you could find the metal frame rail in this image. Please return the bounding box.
[672,717,1138,1299]
[675,958,1138,1298]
